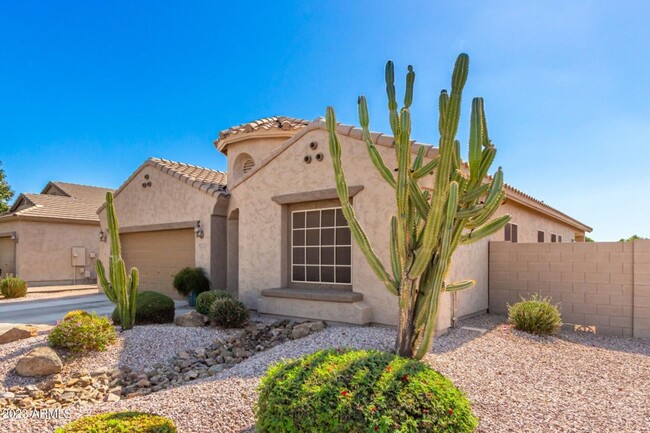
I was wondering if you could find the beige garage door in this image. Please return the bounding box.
[121,229,195,299]
[0,237,16,278]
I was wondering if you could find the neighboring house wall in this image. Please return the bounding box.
[489,240,650,338]
[227,128,586,331]
[97,164,218,295]
[0,219,99,286]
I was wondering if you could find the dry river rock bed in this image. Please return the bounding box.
[2,315,649,433]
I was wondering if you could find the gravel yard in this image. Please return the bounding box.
[1,325,235,388]
[2,315,649,433]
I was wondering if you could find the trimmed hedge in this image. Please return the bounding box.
[508,294,562,335]
[0,275,28,298]
[256,349,478,433]
[209,297,249,328]
[55,411,176,433]
[172,267,211,297]
[196,289,232,316]
[49,311,117,355]
[112,291,175,325]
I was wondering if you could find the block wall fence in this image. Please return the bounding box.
[488,240,650,338]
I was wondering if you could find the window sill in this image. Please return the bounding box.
[261,287,363,303]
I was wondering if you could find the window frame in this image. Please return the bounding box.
[289,206,352,287]
[538,230,545,243]
[551,233,557,243]
[505,223,518,243]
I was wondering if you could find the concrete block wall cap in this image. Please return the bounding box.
[370,132,383,143]
[338,125,354,135]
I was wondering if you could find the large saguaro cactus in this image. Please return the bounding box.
[327,53,510,359]
[96,192,139,330]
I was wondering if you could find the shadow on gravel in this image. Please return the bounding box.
[558,330,650,357]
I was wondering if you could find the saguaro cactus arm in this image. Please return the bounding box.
[326,108,398,296]
[326,53,511,359]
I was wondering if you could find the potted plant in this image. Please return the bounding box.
[172,267,211,307]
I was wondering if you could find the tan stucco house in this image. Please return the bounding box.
[100,116,591,333]
[216,116,591,332]
[0,181,112,286]
[97,158,228,299]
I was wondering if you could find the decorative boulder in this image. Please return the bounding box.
[15,347,62,377]
[174,311,208,327]
[291,323,311,339]
[0,325,38,344]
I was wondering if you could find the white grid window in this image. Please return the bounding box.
[291,207,351,284]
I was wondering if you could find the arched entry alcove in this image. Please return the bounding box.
[210,194,230,290]
[227,208,239,296]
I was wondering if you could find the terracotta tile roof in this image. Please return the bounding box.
[148,158,228,195]
[96,157,229,214]
[214,116,309,151]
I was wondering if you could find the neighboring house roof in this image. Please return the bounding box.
[214,116,310,153]
[42,181,112,205]
[225,116,592,234]
[97,157,228,213]
[1,182,113,224]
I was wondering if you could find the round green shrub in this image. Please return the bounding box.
[508,294,562,335]
[49,311,117,355]
[172,267,211,297]
[112,291,175,325]
[196,289,232,315]
[0,275,28,298]
[54,411,176,433]
[209,297,249,328]
[256,349,477,433]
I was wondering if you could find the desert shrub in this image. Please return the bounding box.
[256,348,477,433]
[55,411,176,433]
[172,267,211,297]
[209,297,249,328]
[0,275,28,298]
[508,294,562,335]
[112,291,175,325]
[196,289,231,315]
[49,311,117,355]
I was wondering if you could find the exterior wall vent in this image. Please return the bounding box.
[243,158,255,174]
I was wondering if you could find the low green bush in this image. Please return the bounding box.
[209,297,249,328]
[508,294,562,335]
[256,349,477,433]
[172,267,211,297]
[195,289,232,315]
[0,275,28,298]
[49,311,117,355]
[112,291,175,325]
[55,411,176,433]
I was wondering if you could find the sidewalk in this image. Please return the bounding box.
[0,293,192,333]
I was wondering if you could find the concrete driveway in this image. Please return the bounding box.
[0,293,192,333]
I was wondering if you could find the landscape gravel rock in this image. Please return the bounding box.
[2,315,649,433]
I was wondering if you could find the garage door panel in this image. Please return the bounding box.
[121,229,195,299]
[0,237,16,278]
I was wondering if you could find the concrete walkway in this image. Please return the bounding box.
[0,293,192,333]
[28,284,98,294]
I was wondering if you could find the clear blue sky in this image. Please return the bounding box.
[1,1,648,240]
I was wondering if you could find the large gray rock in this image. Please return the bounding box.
[0,325,38,344]
[291,323,311,339]
[15,347,62,377]
[174,311,208,327]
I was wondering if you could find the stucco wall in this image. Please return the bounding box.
[97,164,218,282]
[227,129,585,331]
[0,219,100,286]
